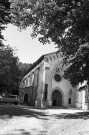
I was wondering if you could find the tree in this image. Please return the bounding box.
[0,45,20,95]
[0,0,11,46]
[18,62,32,78]
[10,0,89,87]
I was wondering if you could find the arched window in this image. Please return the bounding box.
[50,56,52,61]
[56,54,59,58]
[53,55,55,60]
[45,57,48,62]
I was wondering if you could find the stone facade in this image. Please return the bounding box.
[19,51,88,110]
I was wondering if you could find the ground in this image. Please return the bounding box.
[0,104,89,135]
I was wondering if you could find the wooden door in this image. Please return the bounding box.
[52,90,62,106]
[24,93,28,103]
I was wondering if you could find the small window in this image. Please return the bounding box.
[50,56,52,61]
[26,79,28,87]
[45,57,48,62]
[53,55,55,60]
[56,54,59,58]
[68,98,71,104]
[44,84,48,100]
[54,74,61,82]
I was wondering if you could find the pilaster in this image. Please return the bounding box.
[82,90,88,110]
[32,69,39,105]
[35,61,45,108]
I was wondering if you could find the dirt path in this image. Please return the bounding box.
[0,104,89,135]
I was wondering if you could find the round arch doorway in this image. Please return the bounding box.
[24,93,28,104]
[52,90,62,106]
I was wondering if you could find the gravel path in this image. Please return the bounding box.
[0,104,89,135]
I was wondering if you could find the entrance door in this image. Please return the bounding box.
[52,90,62,106]
[24,93,28,103]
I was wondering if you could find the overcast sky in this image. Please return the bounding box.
[2,24,58,64]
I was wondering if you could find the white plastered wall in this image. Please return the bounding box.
[44,52,77,107]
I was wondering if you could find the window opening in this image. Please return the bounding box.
[68,98,71,104]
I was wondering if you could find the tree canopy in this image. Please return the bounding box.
[0,0,11,46]
[0,45,32,95]
[0,45,20,95]
[10,0,89,87]
[18,62,32,78]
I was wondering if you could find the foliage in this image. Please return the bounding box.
[18,62,32,78]
[0,0,11,46]
[64,45,89,87]
[0,45,20,95]
[10,0,89,87]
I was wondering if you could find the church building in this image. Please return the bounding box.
[19,51,88,110]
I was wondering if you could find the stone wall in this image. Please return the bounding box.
[19,87,33,105]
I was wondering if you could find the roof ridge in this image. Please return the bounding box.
[22,50,60,78]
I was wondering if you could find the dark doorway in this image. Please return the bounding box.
[52,90,62,106]
[24,93,28,103]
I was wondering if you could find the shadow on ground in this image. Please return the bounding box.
[53,111,89,120]
[6,129,31,135]
[0,104,89,120]
[0,104,48,120]
[17,129,31,135]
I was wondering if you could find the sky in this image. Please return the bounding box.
[2,24,58,64]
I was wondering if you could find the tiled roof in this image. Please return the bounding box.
[24,55,44,76]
